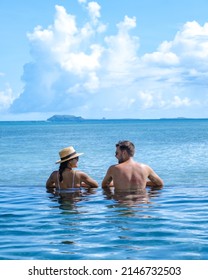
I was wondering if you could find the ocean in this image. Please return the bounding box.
[0,118,208,260]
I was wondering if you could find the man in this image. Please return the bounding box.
[102,140,163,192]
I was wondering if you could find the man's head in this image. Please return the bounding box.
[115,140,135,163]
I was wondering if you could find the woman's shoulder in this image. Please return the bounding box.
[52,170,58,175]
[49,170,58,179]
[75,170,86,176]
[75,170,91,179]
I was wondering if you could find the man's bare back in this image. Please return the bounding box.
[102,141,163,192]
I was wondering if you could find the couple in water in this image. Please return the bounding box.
[46,140,163,197]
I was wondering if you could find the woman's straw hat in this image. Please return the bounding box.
[56,146,83,164]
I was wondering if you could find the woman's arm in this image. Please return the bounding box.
[80,172,98,188]
[46,171,57,189]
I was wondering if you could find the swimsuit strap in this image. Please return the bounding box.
[56,171,60,190]
[72,170,76,188]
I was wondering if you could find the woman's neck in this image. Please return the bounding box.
[66,167,72,171]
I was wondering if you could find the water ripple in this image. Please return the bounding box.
[0,185,208,259]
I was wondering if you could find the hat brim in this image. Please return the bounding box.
[55,152,83,164]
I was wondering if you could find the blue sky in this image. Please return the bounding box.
[1,0,208,120]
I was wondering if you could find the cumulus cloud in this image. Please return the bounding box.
[87,1,101,23]
[138,91,154,109]
[171,96,191,107]
[7,1,208,118]
[0,84,15,111]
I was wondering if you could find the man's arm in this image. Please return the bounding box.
[146,166,164,187]
[102,166,114,188]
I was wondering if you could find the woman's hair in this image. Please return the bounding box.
[116,140,135,157]
[59,160,69,182]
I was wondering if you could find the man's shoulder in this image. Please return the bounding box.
[139,163,154,175]
[109,164,119,169]
[107,164,118,172]
[140,162,149,168]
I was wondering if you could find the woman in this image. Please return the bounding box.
[46,146,98,192]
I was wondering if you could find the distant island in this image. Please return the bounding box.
[47,115,84,122]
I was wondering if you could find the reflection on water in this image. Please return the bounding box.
[102,185,163,207]
[47,187,97,211]
[1,185,208,260]
[20,185,205,260]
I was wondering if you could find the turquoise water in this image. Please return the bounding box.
[0,119,208,259]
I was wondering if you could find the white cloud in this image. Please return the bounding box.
[138,91,154,109]
[102,16,139,88]
[27,25,53,43]
[62,44,102,74]
[54,5,78,35]
[171,96,191,107]
[142,50,179,65]
[117,15,137,32]
[78,0,87,3]
[0,84,15,111]
[83,71,99,92]
[8,2,208,119]
[137,91,184,110]
[166,21,208,67]
[117,97,135,110]
[87,1,101,23]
